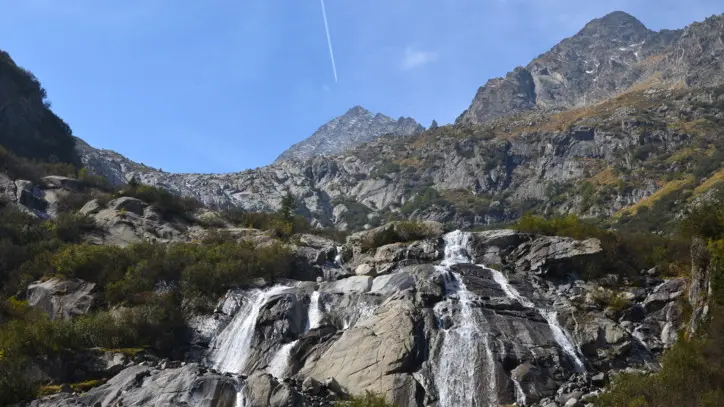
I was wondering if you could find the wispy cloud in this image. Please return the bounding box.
[401,45,438,70]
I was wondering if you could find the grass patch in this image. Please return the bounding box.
[617,176,696,216]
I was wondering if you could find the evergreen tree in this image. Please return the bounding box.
[279,191,296,223]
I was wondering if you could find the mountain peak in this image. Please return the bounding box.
[274,107,423,163]
[345,105,371,116]
[577,10,649,37]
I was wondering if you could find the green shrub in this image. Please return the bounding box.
[118,183,200,222]
[513,213,690,280]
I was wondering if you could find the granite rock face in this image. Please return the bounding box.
[457,11,724,125]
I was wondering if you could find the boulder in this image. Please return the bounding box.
[29,364,237,407]
[27,278,95,320]
[471,229,530,265]
[42,176,83,191]
[355,263,376,276]
[370,272,415,297]
[245,373,302,407]
[319,276,373,294]
[643,278,686,313]
[300,299,421,405]
[512,236,603,277]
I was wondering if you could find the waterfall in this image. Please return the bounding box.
[268,290,325,379]
[307,291,323,331]
[513,377,527,406]
[487,267,585,371]
[208,285,290,374]
[334,246,344,265]
[267,340,299,379]
[434,231,498,407]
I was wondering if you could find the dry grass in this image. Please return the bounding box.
[693,168,724,196]
[617,175,696,216]
[589,167,620,186]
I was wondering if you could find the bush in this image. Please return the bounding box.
[513,213,690,280]
[119,183,200,222]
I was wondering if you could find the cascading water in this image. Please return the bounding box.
[207,285,289,407]
[267,340,299,379]
[513,377,527,407]
[268,290,325,379]
[434,231,498,407]
[487,267,586,371]
[306,291,323,331]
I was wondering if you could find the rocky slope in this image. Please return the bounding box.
[22,216,706,407]
[274,106,424,163]
[456,11,724,125]
[75,12,724,232]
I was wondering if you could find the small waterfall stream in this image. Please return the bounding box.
[207,284,290,407]
[307,291,323,331]
[488,267,586,371]
[434,231,498,407]
[268,290,324,379]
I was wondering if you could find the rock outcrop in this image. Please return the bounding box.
[26,278,95,320]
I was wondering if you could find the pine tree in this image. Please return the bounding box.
[279,191,296,223]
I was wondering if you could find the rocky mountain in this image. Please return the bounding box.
[274,106,424,163]
[75,12,724,233]
[16,211,707,407]
[456,11,723,125]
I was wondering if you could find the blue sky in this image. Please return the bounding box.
[0,1,721,173]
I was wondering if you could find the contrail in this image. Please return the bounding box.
[319,0,338,82]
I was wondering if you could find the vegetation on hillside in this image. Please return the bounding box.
[593,202,724,406]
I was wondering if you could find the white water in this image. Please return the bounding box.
[267,340,299,379]
[513,377,527,406]
[334,245,344,265]
[434,231,498,407]
[342,301,377,329]
[487,267,585,371]
[307,291,323,330]
[207,285,289,407]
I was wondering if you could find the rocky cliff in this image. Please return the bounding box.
[456,11,724,125]
[274,106,424,163]
[23,219,698,407]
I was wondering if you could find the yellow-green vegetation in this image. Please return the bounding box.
[98,347,145,357]
[693,168,724,196]
[514,213,690,279]
[591,288,633,315]
[617,176,696,216]
[595,202,724,406]
[38,379,106,396]
[335,392,397,407]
